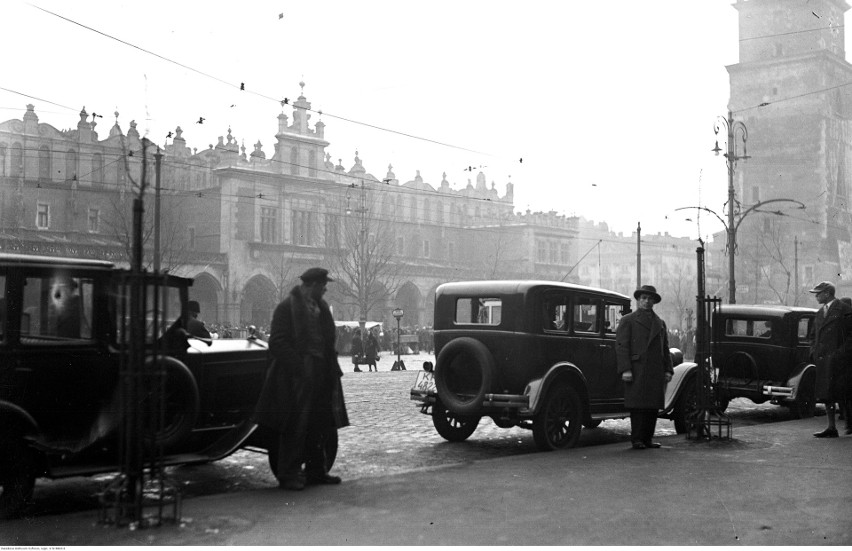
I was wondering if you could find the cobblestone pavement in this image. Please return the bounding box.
[24,352,806,517]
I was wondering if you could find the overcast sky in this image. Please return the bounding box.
[1,1,754,239]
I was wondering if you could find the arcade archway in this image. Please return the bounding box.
[189,272,221,324]
[242,275,277,327]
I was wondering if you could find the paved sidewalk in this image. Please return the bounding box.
[3,417,851,546]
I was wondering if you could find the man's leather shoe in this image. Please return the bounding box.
[306,473,342,485]
[279,478,305,491]
[631,442,646,450]
[644,442,662,448]
[813,428,839,438]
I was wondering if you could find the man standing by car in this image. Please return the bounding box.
[616,284,673,450]
[808,281,852,438]
[254,267,349,490]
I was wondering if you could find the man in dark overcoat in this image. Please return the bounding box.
[616,284,673,450]
[254,267,349,490]
[808,281,852,438]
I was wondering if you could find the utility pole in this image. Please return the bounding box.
[794,236,799,306]
[636,222,641,289]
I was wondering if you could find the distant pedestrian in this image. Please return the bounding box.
[350,331,363,372]
[616,284,673,450]
[808,282,852,438]
[365,329,379,372]
[254,267,349,490]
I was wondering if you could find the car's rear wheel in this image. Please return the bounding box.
[532,385,582,451]
[791,373,816,419]
[432,401,480,442]
[434,338,495,415]
[673,377,698,434]
[0,436,36,519]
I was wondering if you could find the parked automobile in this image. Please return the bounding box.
[712,304,818,417]
[0,253,277,518]
[410,280,699,451]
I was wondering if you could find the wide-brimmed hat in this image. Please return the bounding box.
[808,281,835,294]
[300,267,334,284]
[187,300,201,314]
[633,284,662,304]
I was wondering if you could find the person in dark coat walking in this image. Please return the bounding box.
[616,284,673,450]
[365,329,379,372]
[808,281,852,438]
[253,267,349,490]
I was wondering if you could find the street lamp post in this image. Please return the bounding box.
[675,196,806,304]
[392,308,405,371]
[712,110,750,304]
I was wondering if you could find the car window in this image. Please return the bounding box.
[798,317,811,343]
[455,298,501,325]
[115,282,184,342]
[725,318,772,339]
[543,293,569,332]
[22,275,94,341]
[603,302,624,334]
[572,296,599,333]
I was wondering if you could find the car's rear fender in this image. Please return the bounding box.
[663,361,698,413]
[523,363,589,417]
[785,363,815,400]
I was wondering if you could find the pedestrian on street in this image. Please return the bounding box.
[808,282,852,438]
[365,329,379,372]
[616,284,673,450]
[351,330,363,372]
[254,267,349,490]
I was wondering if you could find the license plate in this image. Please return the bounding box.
[411,370,436,395]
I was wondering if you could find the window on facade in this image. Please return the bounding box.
[397,236,404,255]
[423,239,430,258]
[448,241,455,260]
[92,153,103,185]
[36,203,49,229]
[290,147,298,175]
[475,205,481,219]
[66,149,77,183]
[308,150,316,177]
[261,207,277,243]
[292,210,313,245]
[423,199,431,223]
[537,240,546,262]
[0,144,6,177]
[550,241,558,263]
[10,143,23,178]
[87,208,99,233]
[38,145,51,181]
[325,214,339,248]
[561,243,569,265]
[436,201,443,223]
[410,196,417,222]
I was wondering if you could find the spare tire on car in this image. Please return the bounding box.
[434,337,495,415]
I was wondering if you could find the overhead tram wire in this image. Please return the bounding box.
[27,3,494,158]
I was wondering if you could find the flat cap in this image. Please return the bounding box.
[300,267,334,283]
[808,281,835,294]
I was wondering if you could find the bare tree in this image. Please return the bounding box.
[661,260,696,330]
[472,225,527,279]
[753,219,795,304]
[327,188,406,323]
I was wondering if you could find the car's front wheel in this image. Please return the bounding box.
[432,401,480,442]
[532,385,582,451]
[673,377,698,434]
[0,436,36,519]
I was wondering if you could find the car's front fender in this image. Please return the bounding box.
[663,361,698,413]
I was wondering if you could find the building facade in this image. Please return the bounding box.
[0,84,586,330]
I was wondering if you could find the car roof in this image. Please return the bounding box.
[0,252,115,271]
[716,304,817,317]
[436,280,631,301]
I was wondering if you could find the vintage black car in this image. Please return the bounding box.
[410,280,699,451]
[712,304,818,417]
[0,253,274,518]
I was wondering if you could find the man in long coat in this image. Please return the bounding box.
[616,284,673,450]
[808,281,852,438]
[254,267,348,490]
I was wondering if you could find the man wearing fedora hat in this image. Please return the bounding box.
[616,284,674,450]
[254,267,349,490]
[808,281,852,437]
